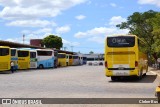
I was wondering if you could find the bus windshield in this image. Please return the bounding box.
[69,55,72,59]
[107,36,135,47]
[58,54,66,58]
[0,48,9,56]
[54,51,58,57]
[83,57,87,60]
[11,49,16,56]
[87,58,94,61]
[37,51,52,56]
[18,51,29,57]
[30,52,36,58]
[73,56,78,59]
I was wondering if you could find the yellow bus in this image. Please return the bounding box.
[58,53,67,67]
[69,54,73,66]
[105,35,148,81]
[0,46,11,71]
[17,49,30,69]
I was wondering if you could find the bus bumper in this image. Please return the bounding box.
[105,68,138,77]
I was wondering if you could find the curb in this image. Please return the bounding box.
[150,71,160,77]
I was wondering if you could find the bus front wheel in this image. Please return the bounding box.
[39,64,44,69]
[111,76,118,81]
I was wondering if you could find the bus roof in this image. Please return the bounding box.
[0,46,10,48]
[58,53,66,55]
[106,34,137,38]
[36,49,53,51]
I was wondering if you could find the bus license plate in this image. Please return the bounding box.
[113,70,129,76]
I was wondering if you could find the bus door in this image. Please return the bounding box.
[30,50,37,68]
[11,48,18,70]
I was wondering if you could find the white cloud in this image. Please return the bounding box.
[74,27,128,38]
[33,28,53,34]
[75,15,86,20]
[6,20,56,27]
[0,0,87,20]
[56,25,71,34]
[109,16,126,26]
[138,0,160,7]
[110,3,117,7]
[74,27,129,44]
[88,36,105,44]
[6,28,53,44]
[62,39,80,47]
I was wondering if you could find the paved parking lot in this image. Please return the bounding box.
[0,65,159,98]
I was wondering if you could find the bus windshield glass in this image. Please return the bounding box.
[87,58,94,61]
[37,51,52,56]
[54,51,58,57]
[73,56,78,59]
[58,54,66,58]
[83,57,87,60]
[30,52,36,58]
[18,51,29,57]
[11,49,16,56]
[0,48,9,56]
[107,36,135,47]
[69,55,72,59]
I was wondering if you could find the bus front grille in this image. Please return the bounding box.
[30,62,36,68]
[0,62,9,70]
[18,62,28,69]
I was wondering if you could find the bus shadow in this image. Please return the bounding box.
[0,71,11,74]
[109,75,157,83]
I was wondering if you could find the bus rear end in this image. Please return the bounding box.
[18,50,30,69]
[105,35,138,80]
[0,46,11,71]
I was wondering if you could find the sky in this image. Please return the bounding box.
[0,0,160,54]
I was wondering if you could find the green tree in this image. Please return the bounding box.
[89,51,94,54]
[116,10,159,60]
[42,35,63,49]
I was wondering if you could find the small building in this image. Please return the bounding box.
[30,39,44,47]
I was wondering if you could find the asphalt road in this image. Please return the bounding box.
[0,65,159,98]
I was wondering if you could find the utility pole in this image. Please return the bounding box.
[23,34,25,44]
[64,47,67,51]
[71,46,73,52]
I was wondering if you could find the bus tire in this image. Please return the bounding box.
[111,76,118,81]
[66,62,68,66]
[143,73,146,76]
[39,64,44,69]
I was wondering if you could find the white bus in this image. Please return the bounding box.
[36,49,54,69]
[72,55,80,66]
